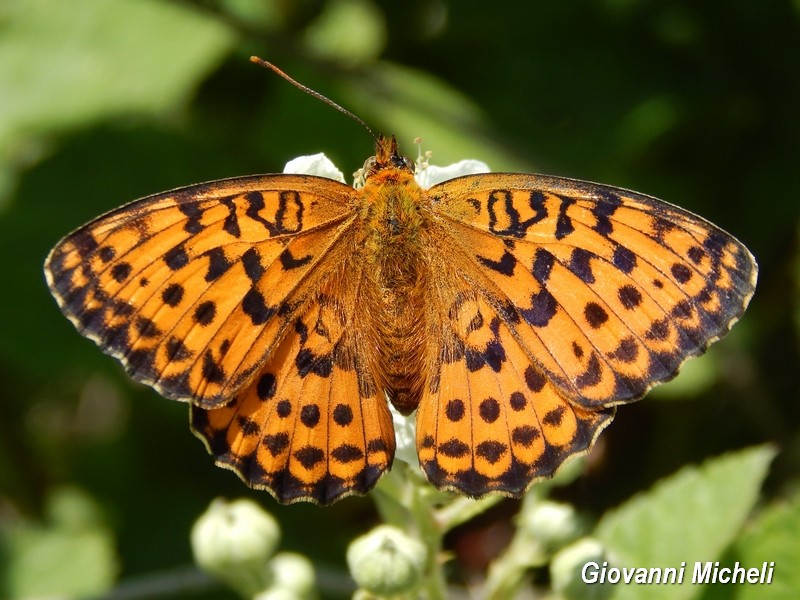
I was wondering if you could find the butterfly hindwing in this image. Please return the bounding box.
[416,273,615,497]
[191,259,395,504]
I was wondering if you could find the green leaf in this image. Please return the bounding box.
[3,487,118,598]
[734,493,800,600]
[0,0,235,203]
[305,0,387,64]
[595,445,776,600]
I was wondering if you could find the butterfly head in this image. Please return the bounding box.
[361,135,415,182]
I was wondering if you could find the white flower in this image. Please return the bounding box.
[414,158,490,189]
[283,150,490,188]
[389,402,419,469]
[283,153,345,182]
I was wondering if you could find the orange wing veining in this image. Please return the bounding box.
[416,267,614,496]
[44,137,759,504]
[413,172,756,497]
[430,173,757,409]
[45,175,355,409]
[191,258,395,504]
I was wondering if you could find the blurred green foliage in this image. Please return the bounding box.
[0,0,798,597]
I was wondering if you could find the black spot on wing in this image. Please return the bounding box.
[296,348,333,378]
[476,440,507,464]
[612,245,636,274]
[331,444,364,463]
[294,445,325,469]
[576,354,602,388]
[194,301,216,325]
[569,248,595,283]
[161,283,184,307]
[111,262,132,283]
[333,404,354,426]
[671,263,693,284]
[300,404,321,428]
[264,432,290,456]
[584,302,608,328]
[524,365,546,392]
[479,398,500,423]
[439,438,470,458]
[618,285,642,309]
[608,336,639,363]
[242,248,265,283]
[201,350,226,383]
[205,248,232,281]
[256,373,277,400]
[477,250,516,276]
[164,245,189,271]
[555,196,575,239]
[445,399,465,422]
[98,246,115,262]
[521,289,558,327]
[180,202,205,234]
[276,400,292,418]
[279,248,313,270]
[243,289,276,325]
[532,248,555,284]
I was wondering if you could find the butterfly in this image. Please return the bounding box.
[45,126,757,505]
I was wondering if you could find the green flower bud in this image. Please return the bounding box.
[191,498,280,597]
[550,538,613,600]
[261,552,316,599]
[346,525,427,595]
[518,500,581,551]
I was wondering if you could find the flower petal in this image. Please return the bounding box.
[283,153,346,182]
[415,159,491,189]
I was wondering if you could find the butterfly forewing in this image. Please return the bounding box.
[429,173,757,410]
[45,175,356,409]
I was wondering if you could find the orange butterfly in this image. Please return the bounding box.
[44,73,757,506]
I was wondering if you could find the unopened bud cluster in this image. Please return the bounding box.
[347,525,427,596]
[191,498,315,598]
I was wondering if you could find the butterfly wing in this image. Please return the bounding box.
[416,268,615,496]
[417,173,756,496]
[45,175,355,408]
[190,257,395,504]
[45,174,396,503]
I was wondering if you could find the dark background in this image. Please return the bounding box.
[0,0,797,597]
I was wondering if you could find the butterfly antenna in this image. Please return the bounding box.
[250,56,377,142]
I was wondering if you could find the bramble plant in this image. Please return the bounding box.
[2,2,797,599]
[189,445,787,599]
